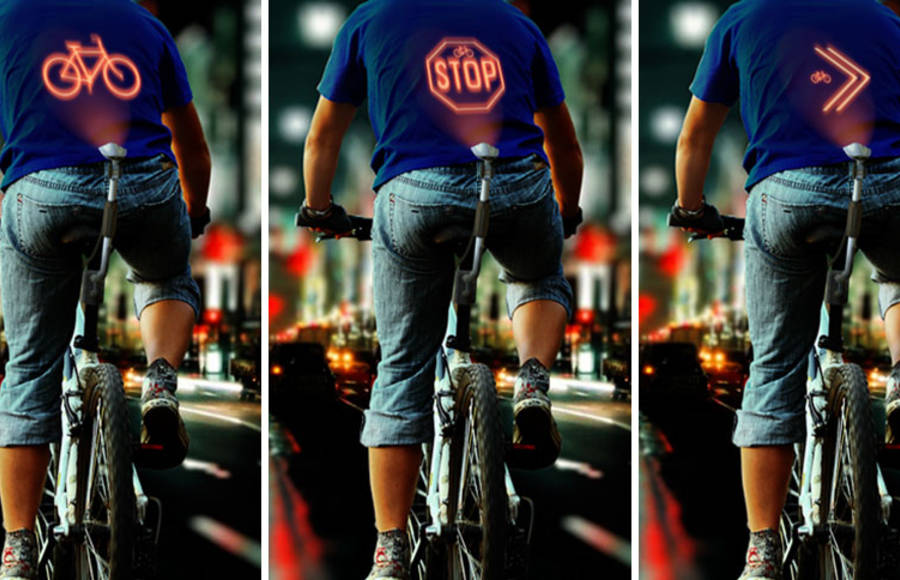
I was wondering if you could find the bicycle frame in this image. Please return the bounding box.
[47,144,157,550]
[61,35,113,90]
[790,148,893,546]
[412,145,529,560]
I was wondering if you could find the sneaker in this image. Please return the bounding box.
[885,362,900,445]
[365,529,409,580]
[510,358,561,469]
[738,528,782,580]
[1,529,37,580]
[139,358,189,469]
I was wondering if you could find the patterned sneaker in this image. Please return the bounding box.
[365,529,409,580]
[510,358,561,469]
[738,528,782,580]
[885,362,900,445]
[1,529,37,580]
[139,358,189,469]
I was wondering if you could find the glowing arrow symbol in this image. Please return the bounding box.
[813,45,870,114]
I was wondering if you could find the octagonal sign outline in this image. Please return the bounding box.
[425,37,506,114]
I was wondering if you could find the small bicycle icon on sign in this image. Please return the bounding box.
[42,34,141,101]
[452,45,475,59]
[810,70,832,85]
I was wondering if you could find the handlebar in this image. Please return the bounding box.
[295,213,373,242]
[668,213,745,241]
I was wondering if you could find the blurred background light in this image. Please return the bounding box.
[670,2,717,48]
[298,3,345,48]
[270,166,299,198]
[650,106,684,143]
[640,165,671,198]
[278,106,312,143]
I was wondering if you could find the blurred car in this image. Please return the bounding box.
[699,346,749,404]
[327,346,376,402]
[270,342,336,410]
[639,342,708,405]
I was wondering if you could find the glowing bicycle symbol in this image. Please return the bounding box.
[41,34,141,101]
[810,70,832,85]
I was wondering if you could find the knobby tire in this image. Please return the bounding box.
[447,364,507,580]
[74,364,135,580]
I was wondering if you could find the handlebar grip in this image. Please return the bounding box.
[299,214,373,242]
[348,215,372,241]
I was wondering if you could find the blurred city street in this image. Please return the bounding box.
[269,373,630,580]
[127,375,262,578]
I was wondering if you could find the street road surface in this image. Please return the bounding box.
[270,374,631,579]
[130,375,262,578]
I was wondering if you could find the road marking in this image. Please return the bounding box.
[188,516,261,567]
[554,458,603,479]
[710,397,737,413]
[561,516,630,567]
[180,406,261,432]
[553,406,631,431]
[182,458,232,480]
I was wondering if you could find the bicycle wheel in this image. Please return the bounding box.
[102,56,141,100]
[446,364,507,579]
[41,55,81,100]
[73,364,135,579]
[819,364,879,579]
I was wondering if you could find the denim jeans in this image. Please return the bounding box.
[734,157,900,447]
[0,155,200,446]
[360,155,573,447]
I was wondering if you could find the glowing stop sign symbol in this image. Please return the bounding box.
[425,38,505,114]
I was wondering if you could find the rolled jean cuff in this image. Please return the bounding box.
[360,408,433,447]
[504,275,573,320]
[733,409,805,447]
[130,269,202,321]
[0,405,61,446]
[877,280,900,320]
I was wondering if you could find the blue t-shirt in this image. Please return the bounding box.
[0,0,193,189]
[691,0,900,189]
[318,0,565,190]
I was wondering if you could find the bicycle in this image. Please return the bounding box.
[34,143,161,580]
[41,34,141,101]
[669,142,896,579]
[296,143,534,579]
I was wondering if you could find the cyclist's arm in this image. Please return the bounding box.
[534,102,582,218]
[675,96,730,211]
[162,102,211,218]
[303,95,357,211]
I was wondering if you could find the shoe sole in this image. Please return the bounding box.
[138,404,189,469]
[509,405,560,470]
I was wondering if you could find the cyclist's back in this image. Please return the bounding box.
[318,0,564,187]
[0,0,194,189]
[691,0,900,189]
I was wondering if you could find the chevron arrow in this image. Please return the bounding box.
[814,45,871,114]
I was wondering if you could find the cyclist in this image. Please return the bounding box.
[670,0,900,577]
[295,0,583,577]
[0,1,210,577]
